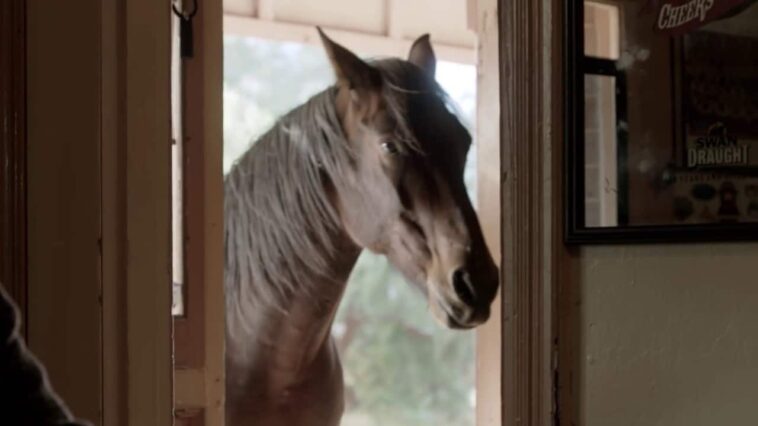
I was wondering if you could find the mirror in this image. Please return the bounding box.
[566,0,758,243]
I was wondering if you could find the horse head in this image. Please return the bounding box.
[318,29,499,329]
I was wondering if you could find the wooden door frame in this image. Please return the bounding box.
[498,0,576,425]
[474,1,502,425]
[0,0,27,332]
[5,0,575,424]
[171,1,225,426]
[101,0,175,424]
[2,0,177,423]
[120,0,175,422]
[172,0,577,424]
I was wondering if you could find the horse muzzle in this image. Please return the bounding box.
[431,263,499,329]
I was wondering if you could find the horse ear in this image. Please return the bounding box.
[408,34,436,78]
[317,27,381,90]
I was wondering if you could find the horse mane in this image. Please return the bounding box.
[224,59,447,311]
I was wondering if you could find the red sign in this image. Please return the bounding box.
[641,0,754,35]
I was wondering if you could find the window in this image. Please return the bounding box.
[171,8,185,316]
[583,2,628,227]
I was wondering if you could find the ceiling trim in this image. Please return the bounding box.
[224,14,477,64]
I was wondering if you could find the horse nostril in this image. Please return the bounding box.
[452,268,476,307]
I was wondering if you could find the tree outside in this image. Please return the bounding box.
[224,35,478,426]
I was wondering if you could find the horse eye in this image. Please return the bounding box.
[381,142,399,155]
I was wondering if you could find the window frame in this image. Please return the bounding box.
[583,55,630,226]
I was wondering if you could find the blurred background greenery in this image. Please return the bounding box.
[224,36,478,426]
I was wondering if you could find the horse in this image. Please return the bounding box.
[223,28,499,426]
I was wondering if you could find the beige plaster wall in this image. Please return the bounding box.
[579,244,758,426]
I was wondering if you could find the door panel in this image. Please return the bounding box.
[0,0,27,331]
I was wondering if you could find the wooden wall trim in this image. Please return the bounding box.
[499,0,567,424]
[0,0,28,333]
[223,15,476,65]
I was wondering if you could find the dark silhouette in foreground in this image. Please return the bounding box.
[0,284,90,426]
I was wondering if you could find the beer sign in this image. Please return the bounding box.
[641,0,754,35]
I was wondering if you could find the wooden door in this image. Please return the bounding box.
[0,0,27,330]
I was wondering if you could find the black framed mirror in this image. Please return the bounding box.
[566,0,758,243]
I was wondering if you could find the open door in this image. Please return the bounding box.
[0,0,27,332]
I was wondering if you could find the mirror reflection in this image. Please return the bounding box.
[581,0,758,228]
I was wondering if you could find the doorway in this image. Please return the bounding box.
[171,1,502,425]
[223,33,478,426]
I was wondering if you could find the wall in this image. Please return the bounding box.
[578,244,758,426]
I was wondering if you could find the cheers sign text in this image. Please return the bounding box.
[643,0,752,35]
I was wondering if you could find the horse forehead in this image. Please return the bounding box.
[410,98,470,153]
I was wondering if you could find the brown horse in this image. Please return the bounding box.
[224,28,499,426]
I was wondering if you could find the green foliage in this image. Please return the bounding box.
[336,253,475,426]
[224,36,478,426]
[223,36,335,172]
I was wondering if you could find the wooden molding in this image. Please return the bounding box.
[0,0,28,334]
[499,0,569,424]
[224,15,476,65]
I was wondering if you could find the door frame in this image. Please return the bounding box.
[498,0,575,425]
[171,1,225,426]
[3,0,179,423]
[173,0,574,424]
[5,0,572,425]
[101,0,176,424]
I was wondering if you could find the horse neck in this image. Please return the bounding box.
[226,227,361,398]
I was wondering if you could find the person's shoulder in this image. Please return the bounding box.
[0,284,21,344]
